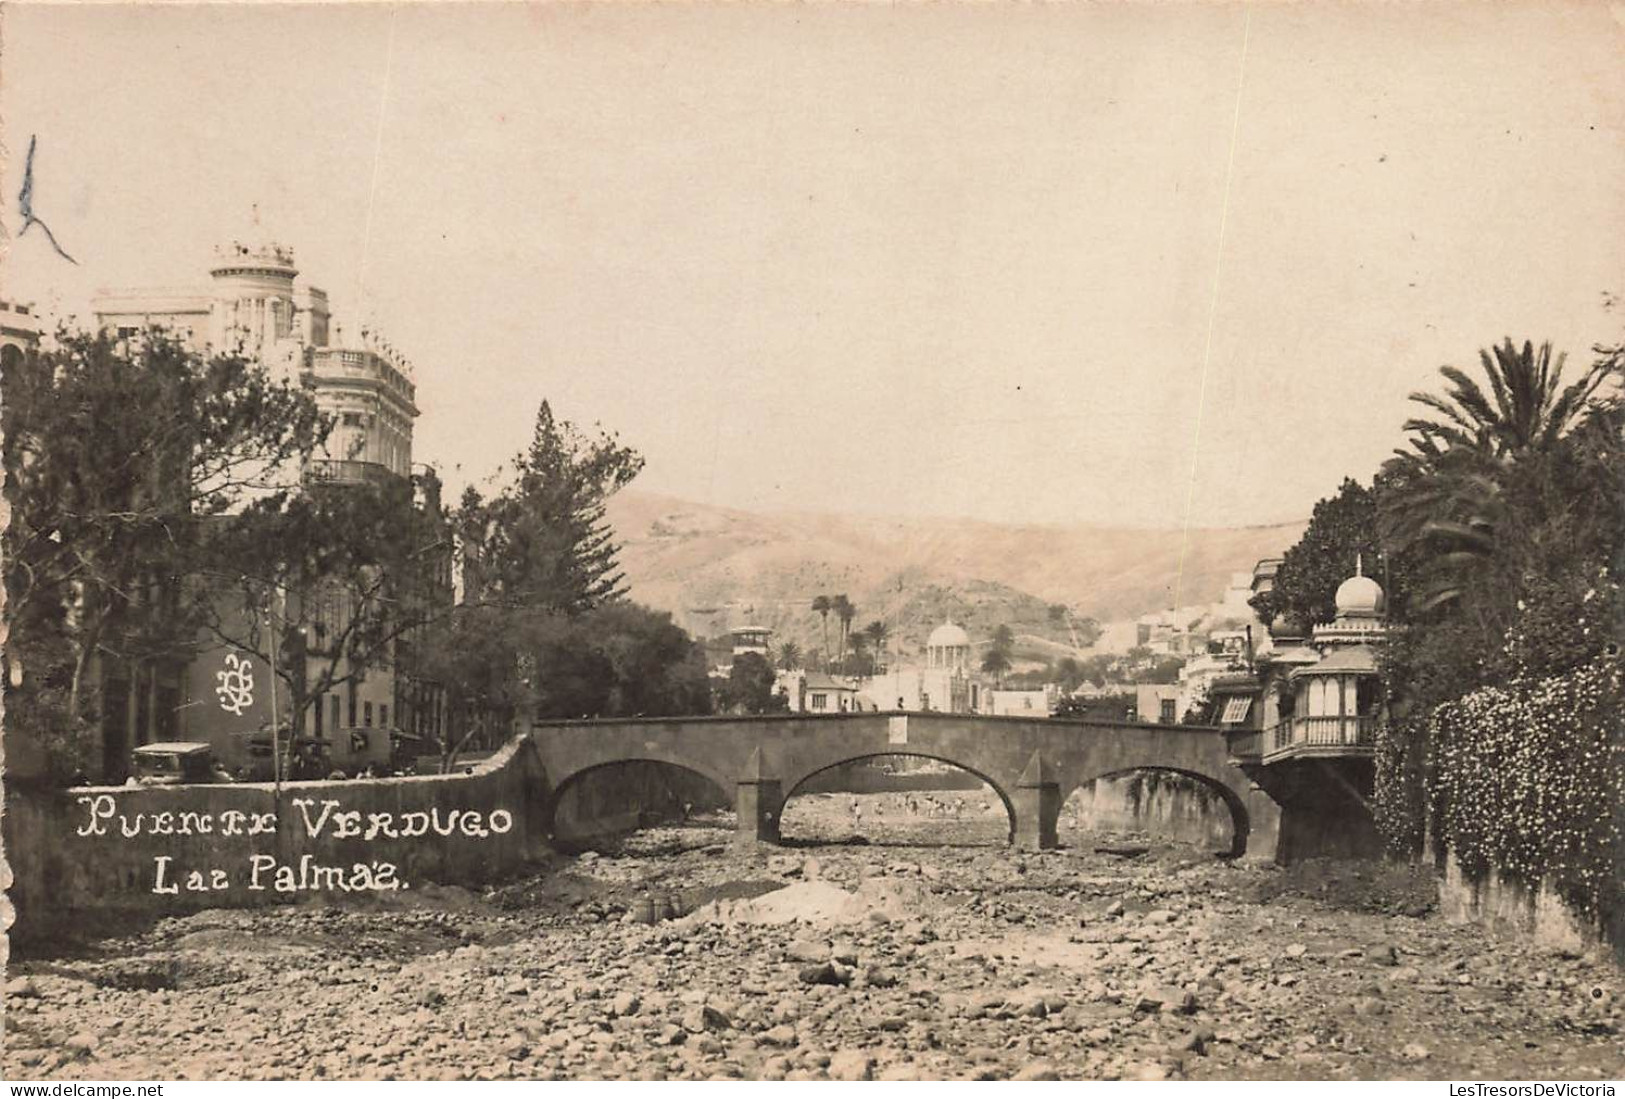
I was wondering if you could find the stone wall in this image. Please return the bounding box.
[3,737,550,946]
[1063,772,1235,850]
[1440,852,1623,966]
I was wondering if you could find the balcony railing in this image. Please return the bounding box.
[305,458,399,486]
[1264,715,1376,761]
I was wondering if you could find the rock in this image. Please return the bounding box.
[761,1025,798,1048]
[798,962,852,987]
[64,1033,98,1059]
[681,1005,731,1033]
[830,941,860,966]
[785,939,829,965]
[828,1051,874,1081]
[1284,943,1308,959]
[1105,900,1126,918]
[1172,1031,1207,1055]
[609,992,640,1017]
[877,1064,919,1081]
[1354,997,1387,1017]
[655,1024,686,1047]
[1145,909,1177,925]
[1136,986,1197,1015]
[1015,1062,1061,1080]
[6,977,41,1000]
[862,967,899,989]
[1401,1043,1430,1062]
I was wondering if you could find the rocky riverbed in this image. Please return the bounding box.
[5,790,1622,1081]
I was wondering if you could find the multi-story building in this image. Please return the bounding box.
[89,236,446,778]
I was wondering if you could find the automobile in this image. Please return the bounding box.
[131,742,230,786]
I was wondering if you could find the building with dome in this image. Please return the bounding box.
[1207,555,1391,857]
[857,620,983,713]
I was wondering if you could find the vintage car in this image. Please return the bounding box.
[131,742,226,785]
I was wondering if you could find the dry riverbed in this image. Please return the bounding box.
[5,790,1621,1081]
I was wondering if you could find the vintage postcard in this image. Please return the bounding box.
[2,0,1621,1086]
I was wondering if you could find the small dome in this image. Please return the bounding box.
[927,622,970,648]
[1335,574,1385,617]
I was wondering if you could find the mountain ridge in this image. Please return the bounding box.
[605,490,1306,659]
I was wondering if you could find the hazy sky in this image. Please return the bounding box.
[4,2,1622,529]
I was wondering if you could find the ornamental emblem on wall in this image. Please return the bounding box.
[216,652,255,715]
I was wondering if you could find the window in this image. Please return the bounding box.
[1160,698,1177,724]
[314,691,324,736]
[810,693,828,711]
[348,687,358,727]
[364,702,373,727]
[1221,696,1253,724]
[379,703,389,729]
[330,695,341,732]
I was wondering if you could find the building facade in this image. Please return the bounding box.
[87,237,445,778]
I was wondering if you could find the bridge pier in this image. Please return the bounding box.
[734,748,782,846]
[1013,752,1060,850]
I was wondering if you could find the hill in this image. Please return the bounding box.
[605,491,1305,662]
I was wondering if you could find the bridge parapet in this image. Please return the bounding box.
[524,712,1276,858]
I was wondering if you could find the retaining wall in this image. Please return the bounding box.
[3,737,550,945]
[1440,852,1623,966]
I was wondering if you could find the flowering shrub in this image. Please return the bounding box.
[1373,713,1427,858]
[1428,653,1624,923]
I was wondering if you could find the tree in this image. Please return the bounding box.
[722,651,782,715]
[465,400,643,614]
[199,474,445,771]
[832,594,855,666]
[1379,339,1620,618]
[1250,477,1409,631]
[776,641,803,671]
[2,330,326,779]
[861,620,889,672]
[811,596,832,668]
[980,647,1012,687]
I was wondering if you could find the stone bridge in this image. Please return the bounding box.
[525,712,1282,859]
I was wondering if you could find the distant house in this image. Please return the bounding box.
[1136,684,1181,724]
[986,688,1053,717]
[775,670,860,713]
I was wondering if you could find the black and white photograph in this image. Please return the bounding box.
[1,0,1622,1086]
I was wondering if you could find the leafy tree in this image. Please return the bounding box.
[200,474,446,767]
[776,641,803,671]
[722,651,783,715]
[1250,478,1409,631]
[2,330,325,779]
[861,620,889,669]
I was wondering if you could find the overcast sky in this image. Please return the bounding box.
[4,2,1621,529]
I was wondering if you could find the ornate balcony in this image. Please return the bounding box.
[1263,715,1376,762]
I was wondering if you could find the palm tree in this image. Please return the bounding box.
[1380,339,1620,613]
[776,641,802,672]
[832,594,855,667]
[980,647,1012,688]
[862,620,889,671]
[811,595,831,667]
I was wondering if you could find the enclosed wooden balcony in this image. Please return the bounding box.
[1263,714,1375,762]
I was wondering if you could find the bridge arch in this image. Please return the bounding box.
[1062,764,1250,858]
[778,752,1018,845]
[545,756,734,843]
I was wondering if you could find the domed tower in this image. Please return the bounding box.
[1313,554,1388,647]
[207,237,301,358]
[926,621,971,671]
